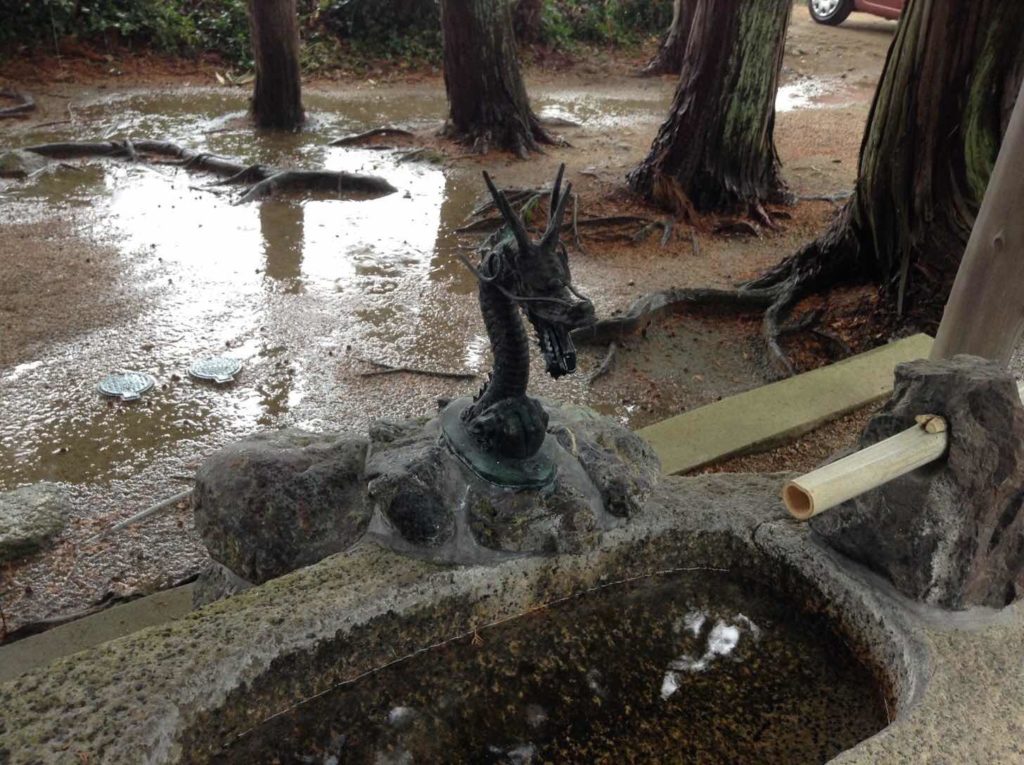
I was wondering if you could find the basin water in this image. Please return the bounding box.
[201,569,886,764]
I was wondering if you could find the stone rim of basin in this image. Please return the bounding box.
[0,474,933,764]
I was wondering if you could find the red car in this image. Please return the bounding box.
[808,0,902,25]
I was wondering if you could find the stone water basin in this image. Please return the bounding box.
[213,569,885,764]
[0,474,925,763]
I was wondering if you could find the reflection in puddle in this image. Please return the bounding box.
[210,570,888,764]
[0,84,775,490]
[776,77,836,112]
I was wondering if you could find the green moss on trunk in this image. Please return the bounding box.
[804,0,1024,316]
[628,0,792,215]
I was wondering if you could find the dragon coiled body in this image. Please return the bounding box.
[457,166,596,462]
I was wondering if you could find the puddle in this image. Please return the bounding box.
[208,570,888,764]
[0,85,776,493]
[776,77,838,112]
[535,88,670,129]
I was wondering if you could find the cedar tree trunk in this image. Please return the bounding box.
[249,0,305,130]
[514,0,543,44]
[640,0,695,76]
[440,0,551,156]
[754,0,1024,320]
[628,0,793,214]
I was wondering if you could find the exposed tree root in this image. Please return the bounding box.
[442,115,555,160]
[463,191,674,250]
[571,281,807,377]
[329,127,415,147]
[0,88,35,119]
[22,139,397,203]
[586,342,617,386]
[714,219,762,237]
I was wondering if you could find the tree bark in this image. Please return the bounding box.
[640,0,695,77]
[759,0,1024,319]
[628,0,792,215]
[249,0,305,130]
[440,0,551,157]
[931,80,1024,363]
[514,0,543,44]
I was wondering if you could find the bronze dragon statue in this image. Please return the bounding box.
[442,165,596,486]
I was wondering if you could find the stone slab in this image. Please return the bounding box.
[0,583,195,683]
[638,334,934,474]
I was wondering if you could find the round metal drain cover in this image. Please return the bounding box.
[98,371,156,401]
[189,357,242,384]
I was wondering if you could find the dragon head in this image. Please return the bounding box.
[480,164,596,378]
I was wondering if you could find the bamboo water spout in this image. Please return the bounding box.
[783,381,1024,520]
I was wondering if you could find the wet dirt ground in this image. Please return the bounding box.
[0,6,898,633]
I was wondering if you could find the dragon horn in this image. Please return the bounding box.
[542,181,573,249]
[549,163,565,220]
[482,171,531,253]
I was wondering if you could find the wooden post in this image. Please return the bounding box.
[931,80,1024,362]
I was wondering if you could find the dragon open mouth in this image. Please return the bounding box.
[533,317,579,379]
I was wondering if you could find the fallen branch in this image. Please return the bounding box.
[353,354,477,381]
[22,139,397,204]
[587,342,617,386]
[472,186,546,217]
[660,219,674,247]
[456,216,506,234]
[330,127,415,147]
[0,88,35,119]
[571,192,585,253]
[84,488,193,543]
[573,215,654,228]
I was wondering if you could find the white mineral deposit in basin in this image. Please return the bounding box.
[209,570,889,765]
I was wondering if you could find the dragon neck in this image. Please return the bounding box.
[473,275,530,411]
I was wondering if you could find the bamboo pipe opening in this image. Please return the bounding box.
[783,482,814,520]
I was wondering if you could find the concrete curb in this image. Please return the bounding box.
[0,584,195,683]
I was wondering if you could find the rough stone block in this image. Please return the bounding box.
[193,429,370,584]
[811,355,1024,609]
[364,403,660,560]
[0,483,71,562]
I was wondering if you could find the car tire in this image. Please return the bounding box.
[808,0,854,25]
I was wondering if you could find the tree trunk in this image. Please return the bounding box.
[758,0,1024,320]
[249,0,305,130]
[640,0,695,77]
[440,0,551,157]
[931,79,1024,363]
[628,0,792,215]
[514,0,543,44]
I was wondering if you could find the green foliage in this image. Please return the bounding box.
[0,0,197,50]
[540,0,673,48]
[183,0,251,67]
[0,0,670,67]
[320,0,441,62]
